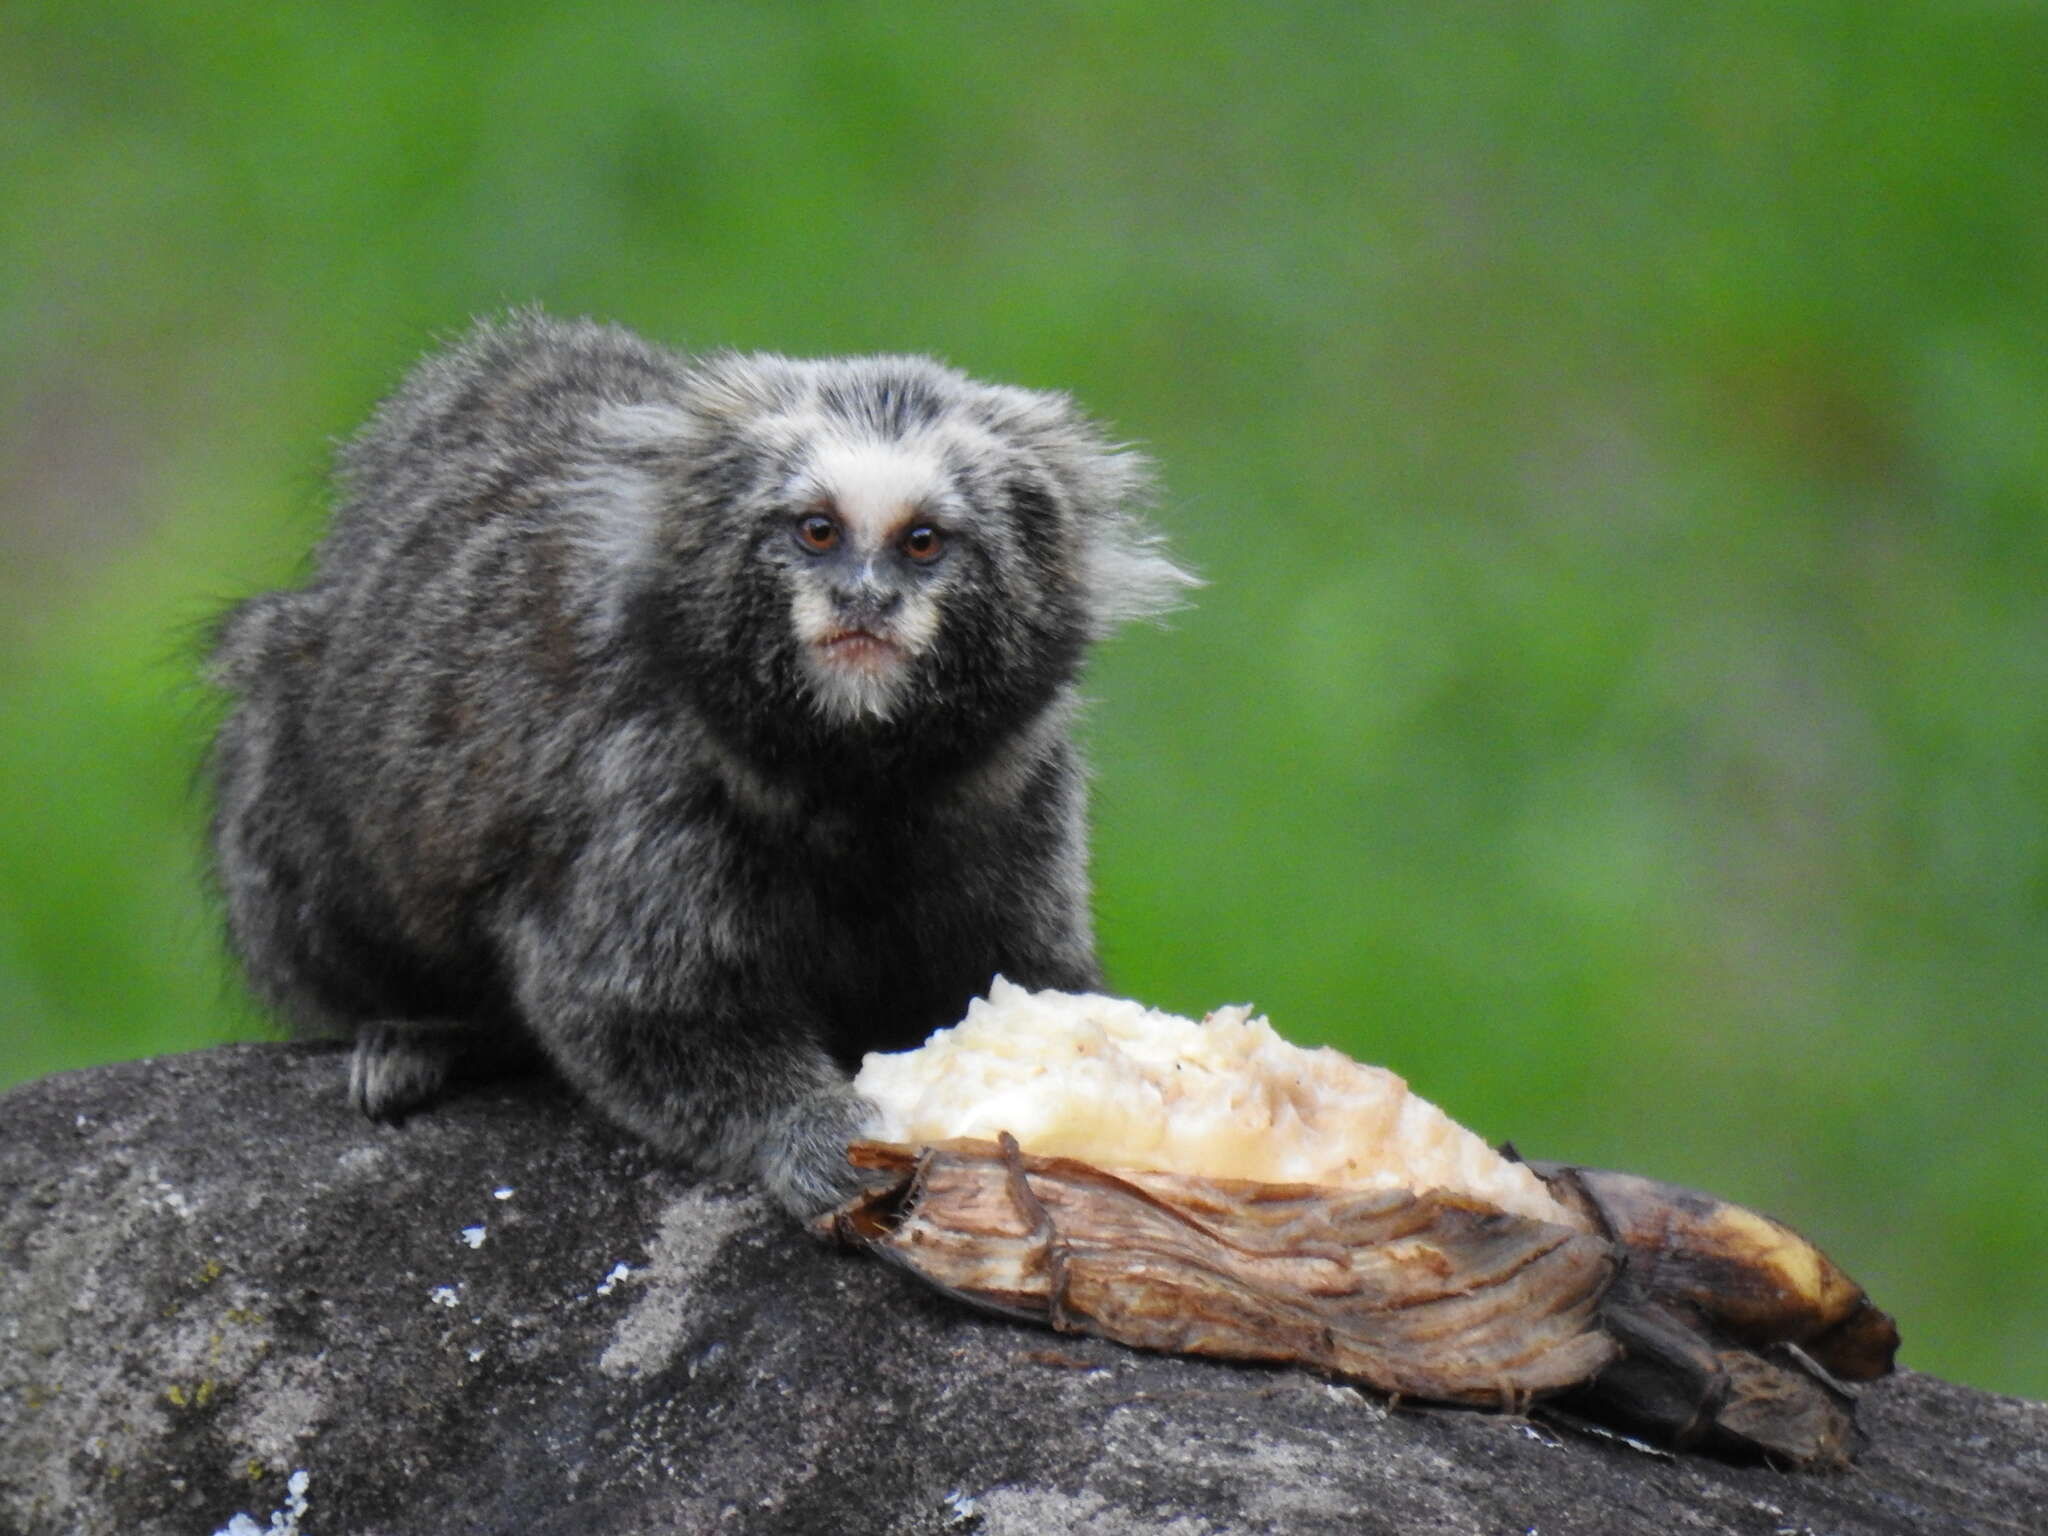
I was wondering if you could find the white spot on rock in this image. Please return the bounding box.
[211,1467,310,1536]
[459,1225,487,1249]
[942,1488,979,1527]
[428,1285,460,1308]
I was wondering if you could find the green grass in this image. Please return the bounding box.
[4,1,2043,1399]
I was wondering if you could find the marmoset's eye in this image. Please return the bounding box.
[796,514,840,553]
[901,524,945,564]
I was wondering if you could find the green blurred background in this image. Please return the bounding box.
[4,4,2043,1397]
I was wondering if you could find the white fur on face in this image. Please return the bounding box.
[787,431,953,725]
[804,433,949,546]
[789,579,943,724]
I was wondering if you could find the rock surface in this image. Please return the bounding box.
[1,1044,2041,1536]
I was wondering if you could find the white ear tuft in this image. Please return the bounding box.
[1083,528,1201,635]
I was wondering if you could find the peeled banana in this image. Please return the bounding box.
[834,985,1898,1467]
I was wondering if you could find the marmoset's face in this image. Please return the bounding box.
[637,353,1136,758]
[779,433,965,724]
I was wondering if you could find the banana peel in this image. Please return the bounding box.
[1522,1158,1899,1465]
[833,1136,1619,1405]
[830,1137,1898,1469]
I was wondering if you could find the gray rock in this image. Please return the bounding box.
[2,1045,2041,1535]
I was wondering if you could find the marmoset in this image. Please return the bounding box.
[208,312,1192,1217]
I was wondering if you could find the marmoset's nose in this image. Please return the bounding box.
[831,581,903,626]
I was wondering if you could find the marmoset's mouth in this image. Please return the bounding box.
[815,629,906,672]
